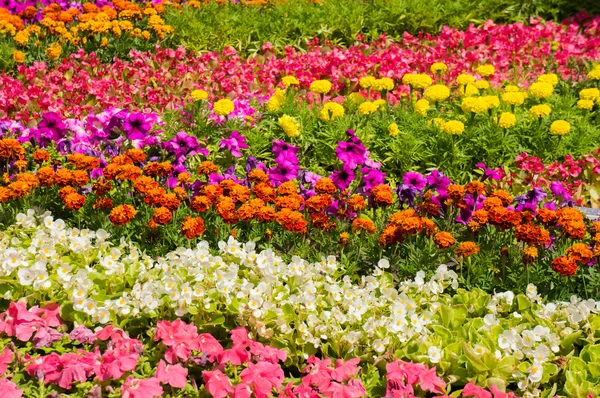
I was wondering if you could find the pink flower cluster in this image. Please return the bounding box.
[2,16,599,120]
[0,301,62,346]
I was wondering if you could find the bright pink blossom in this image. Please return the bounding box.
[155,360,188,389]
[240,361,285,398]
[121,377,164,398]
[203,369,234,398]
[0,378,23,398]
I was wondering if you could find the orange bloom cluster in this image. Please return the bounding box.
[181,216,206,239]
[434,232,456,249]
[351,218,376,234]
[455,241,480,258]
[370,184,393,207]
[557,207,586,239]
[109,204,137,226]
[514,224,551,246]
[152,206,172,225]
[379,209,425,247]
[552,256,578,277]
[0,138,25,161]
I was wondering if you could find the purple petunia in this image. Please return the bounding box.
[330,165,356,190]
[336,141,367,170]
[403,171,427,190]
[427,170,451,193]
[219,131,249,158]
[361,167,386,191]
[123,112,152,141]
[272,140,300,165]
[476,162,502,181]
[268,161,299,186]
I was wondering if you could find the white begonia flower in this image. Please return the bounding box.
[473,345,487,356]
[522,330,536,347]
[428,346,442,363]
[373,339,386,353]
[378,258,390,269]
[17,267,36,286]
[527,361,544,383]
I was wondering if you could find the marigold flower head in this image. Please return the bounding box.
[388,122,400,137]
[278,114,301,138]
[36,166,56,187]
[309,80,332,94]
[109,204,137,226]
[488,207,522,230]
[63,192,86,211]
[372,77,394,92]
[0,138,25,161]
[347,194,366,212]
[577,99,595,110]
[471,209,489,225]
[441,120,464,135]
[213,99,235,116]
[93,197,113,210]
[579,88,599,101]
[430,62,447,74]
[515,224,551,246]
[566,243,593,264]
[465,181,486,195]
[552,256,577,277]
[523,246,538,264]
[455,242,480,258]
[501,92,525,106]
[46,43,62,60]
[497,112,517,128]
[253,183,276,202]
[423,85,450,103]
[434,232,455,249]
[461,97,489,114]
[561,220,586,240]
[256,206,276,222]
[152,207,172,225]
[348,92,366,104]
[528,82,554,99]
[276,208,307,233]
[371,184,393,207]
[320,102,345,120]
[181,216,205,239]
[13,50,25,64]
[340,232,349,245]
[447,184,465,201]
[474,80,490,90]
[456,73,475,85]
[405,74,432,89]
[550,120,570,136]
[191,89,208,101]
[160,192,181,211]
[588,66,600,80]
[33,149,50,164]
[359,76,376,89]
[351,218,376,234]
[313,178,335,195]
[358,101,379,115]
[281,76,299,88]
[537,73,558,86]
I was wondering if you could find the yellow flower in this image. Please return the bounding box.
[373,99,386,108]
[476,65,495,77]
[12,50,25,64]
[402,73,416,86]
[191,90,208,101]
[266,89,286,112]
[504,85,521,92]
[529,104,552,119]
[528,82,554,99]
[579,88,600,101]
[410,74,432,89]
[429,118,445,129]
[423,85,450,102]
[456,73,475,86]
[577,99,595,110]
[482,95,500,109]
[537,73,559,86]
[142,30,151,40]
[388,123,400,137]
[372,77,394,91]
[278,115,301,138]
[358,101,379,115]
[474,80,490,90]
[309,80,332,94]
[550,120,570,136]
[462,84,479,97]
[348,92,366,104]
[441,120,465,135]
[46,43,62,61]
[461,97,489,113]
[359,76,376,89]
[320,102,345,120]
[588,67,600,80]
[496,112,516,128]
[213,99,235,116]
[14,31,29,46]
[501,92,525,106]
[282,76,299,88]
[100,37,109,47]
[430,62,447,74]
[415,99,429,116]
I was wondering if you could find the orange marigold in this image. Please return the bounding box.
[274,194,303,211]
[305,194,332,213]
[109,204,137,226]
[93,178,113,196]
[433,232,456,249]
[173,187,188,201]
[465,181,486,195]
[490,190,513,206]
[160,193,181,211]
[181,216,205,239]
[340,232,349,245]
[197,161,219,176]
[482,197,503,211]
[557,207,584,223]
[315,178,336,195]
[177,172,192,185]
[488,206,522,230]
[277,180,298,196]
[0,187,10,203]
[347,194,366,212]
[276,208,307,233]
[447,184,465,201]
[523,246,538,264]
[351,218,377,234]
[125,148,147,163]
[63,192,86,211]
[552,256,578,277]
[7,181,31,200]
[566,243,593,264]
[471,209,489,225]
[514,224,551,246]
[152,206,172,225]
[230,184,251,203]
[247,169,269,184]
[33,149,50,164]
[190,195,212,212]
[237,203,256,221]
[203,184,223,201]
[562,220,586,240]
[71,170,90,187]
[421,218,438,237]
[15,173,39,190]
[0,138,25,161]
[133,176,159,195]
[93,197,114,210]
[371,184,393,206]
[537,208,557,225]
[253,183,277,202]
[55,168,74,186]
[256,206,276,222]
[455,241,480,258]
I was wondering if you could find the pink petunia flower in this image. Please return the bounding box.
[0,378,23,398]
[203,369,234,398]
[121,377,164,398]
[155,360,188,389]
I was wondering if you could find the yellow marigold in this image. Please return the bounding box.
[13,50,25,63]
[388,122,400,137]
[141,30,151,40]
[476,65,495,77]
[441,120,465,135]
[501,92,525,106]
[359,76,376,88]
[14,31,29,46]
[282,76,299,88]
[496,112,517,128]
[482,95,500,108]
[529,104,552,118]
[408,74,432,89]
[402,73,416,86]
[430,62,447,74]
[528,82,554,99]
[474,80,490,90]
[191,89,208,101]
[372,77,394,91]
[505,85,520,92]
[100,37,108,47]
[429,118,445,129]
[266,89,285,112]
[462,84,479,97]
[415,99,429,116]
[348,92,365,104]
[588,67,600,80]
[579,88,600,101]
[278,114,301,138]
[320,102,345,120]
[577,99,595,110]
[358,101,379,115]
[550,120,570,136]
[461,97,489,113]
[537,73,559,86]
[213,99,235,116]
[309,79,332,94]
[456,73,475,85]
[46,43,62,61]
[423,85,450,102]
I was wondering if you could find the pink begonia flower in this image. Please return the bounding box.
[155,320,200,363]
[279,382,298,398]
[293,384,320,398]
[0,301,39,341]
[155,360,188,389]
[203,369,234,398]
[25,352,61,380]
[233,383,253,398]
[0,349,13,374]
[321,379,366,398]
[33,326,64,348]
[0,378,23,398]
[331,358,360,382]
[301,356,333,390]
[462,382,493,398]
[230,327,251,347]
[240,361,285,398]
[121,377,164,398]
